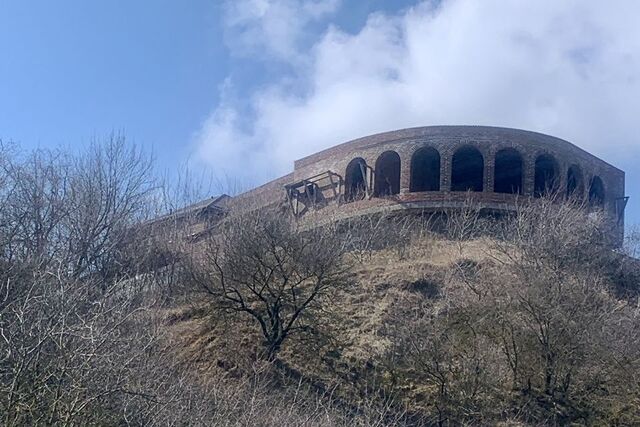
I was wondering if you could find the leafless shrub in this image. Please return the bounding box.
[624,226,640,259]
[338,211,432,262]
[379,195,640,425]
[187,210,352,360]
[443,192,488,256]
[0,136,167,425]
[487,197,640,422]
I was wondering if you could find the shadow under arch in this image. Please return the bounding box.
[534,153,559,197]
[494,148,523,194]
[410,146,440,192]
[567,164,584,199]
[589,175,605,207]
[374,151,401,197]
[451,145,484,192]
[345,157,368,202]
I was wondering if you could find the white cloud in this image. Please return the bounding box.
[222,0,341,62]
[197,0,640,183]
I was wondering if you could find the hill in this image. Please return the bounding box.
[157,199,640,426]
[0,135,637,426]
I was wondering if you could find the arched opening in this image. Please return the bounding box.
[345,158,367,202]
[534,154,559,197]
[374,151,401,197]
[451,146,484,192]
[410,147,440,192]
[589,176,605,207]
[494,148,523,194]
[566,164,584,199]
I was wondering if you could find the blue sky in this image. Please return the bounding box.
[0,0,226,169]
[1,0,639,228]
[0,0,413,169]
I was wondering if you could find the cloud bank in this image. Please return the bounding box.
[196,0,640,184]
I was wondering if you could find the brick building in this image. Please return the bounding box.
[176,126,628,244]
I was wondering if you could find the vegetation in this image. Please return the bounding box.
[188,211,351,359]
[1,139,639,426]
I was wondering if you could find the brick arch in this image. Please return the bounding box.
[374,151,401,196]
[494,147,524,194]
[451,145,484,192]
[534,152,560,197]
[344,157,368,202]
[589,175,605,207]
[409,145,441,192]
[566,164,585,199]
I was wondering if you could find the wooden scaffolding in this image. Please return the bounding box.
[284,171,343,216]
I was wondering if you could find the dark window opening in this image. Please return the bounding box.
[566,164,584,199]
[345,158,367,202]
[494,148,523,194]
[410,147,440,192]
[451,146,484,192]
[374,151,401,197]
[534,154,559,197]
[589,176,605,207]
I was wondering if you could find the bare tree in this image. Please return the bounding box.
[64,135,155,281]
[0,136,169,425]
[484,197,640,422]
[378,195,640,425]
[188,209,351,359]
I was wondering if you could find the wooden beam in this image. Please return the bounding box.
[327,171,338,200]
[284,187,297,216]
[359,162,369,198]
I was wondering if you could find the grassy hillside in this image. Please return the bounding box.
[163,205,640,426]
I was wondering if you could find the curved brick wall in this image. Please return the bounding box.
[229,126,626,241]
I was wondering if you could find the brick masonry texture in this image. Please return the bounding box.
[227,126,626,241]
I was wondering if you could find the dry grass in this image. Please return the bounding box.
[335,236,497,359]
[162,235,499,380]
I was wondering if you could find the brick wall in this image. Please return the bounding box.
[226,126,626,243]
